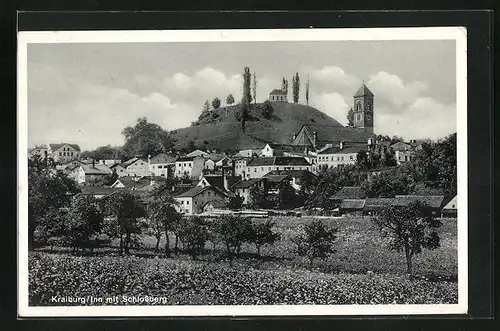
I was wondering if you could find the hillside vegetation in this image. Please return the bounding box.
[170,102,347,151]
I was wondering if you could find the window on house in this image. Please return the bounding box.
[350,156,353,160]
[254,168,257,172]
[186,201,190,205]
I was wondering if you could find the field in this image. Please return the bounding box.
[29,216,458,305]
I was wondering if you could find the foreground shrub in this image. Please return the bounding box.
[176,217,209,259]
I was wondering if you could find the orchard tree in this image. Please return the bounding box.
[250,220,280,257]
[292,72,300,103]
[176,216,210,259]
[226,94,235,105]
[292,220,338,268]
[213,215,253,264]
[347,108,354,127]
[373,201,441,277]
[250,186,271,209]
[104,191,146,255]
[28,155,80,250]
[66,194,103,253]
[212,97,221,109]
[145,193,181,256]
[35,208,69,251]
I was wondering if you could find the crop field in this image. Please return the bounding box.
[29,216,458,305]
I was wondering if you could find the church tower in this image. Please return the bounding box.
[353,82,374,135]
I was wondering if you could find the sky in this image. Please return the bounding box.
[27,39,457,151]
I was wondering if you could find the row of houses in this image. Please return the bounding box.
[330,186,458,217]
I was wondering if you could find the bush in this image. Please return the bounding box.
[262,100,274,119]
[292,220,338,268]
[227,195,244,210]
[212,97,221,109]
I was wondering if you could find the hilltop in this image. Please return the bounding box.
[170,102,369,152]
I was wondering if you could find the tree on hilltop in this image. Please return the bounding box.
[212,97,221,109]
[252,72,257,105]
[226,94,235,105]
[203,100,211,112]
[292,72,300,103]
[305,75,310,105]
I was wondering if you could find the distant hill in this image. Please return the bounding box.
[170,102,370,152]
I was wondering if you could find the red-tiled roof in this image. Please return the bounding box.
[393,195,445,209]
[247,156,311,167]
[318,144,366,155]
[150,153,177,164]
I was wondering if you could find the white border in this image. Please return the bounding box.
[17,27,468,317]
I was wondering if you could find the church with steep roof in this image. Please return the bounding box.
[289,82,375,151]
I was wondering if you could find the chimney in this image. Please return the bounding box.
[292,132,297,141]
[339,141,345,150]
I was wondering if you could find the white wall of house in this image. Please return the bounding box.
[113,165,127,177]
[246,164,311,179]
[394,150,413,165]
[317,153,357,169]
[126,160,151,177]
[261,144,274,157]
[174,197,193,215]
[175,157,204,180]
[49,144,80,163]
[234,160,248,178]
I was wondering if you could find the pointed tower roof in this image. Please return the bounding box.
[354,83,374,97]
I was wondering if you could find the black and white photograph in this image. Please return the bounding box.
[17,27,468,316]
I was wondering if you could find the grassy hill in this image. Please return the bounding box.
[170,102,369,152]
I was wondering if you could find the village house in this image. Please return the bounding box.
[232,178,267,206]
[148,153,177,177]
[391,141,414,165]
[28,145,48,160]
[68,163,112,184]
[339,199,366,216]
[121,157,151,177]
[263,169,316,191]
[317,141,365,170]
[196,173,240,195]
[80,186,118,200]
[174,185,229,215]
[96,159,122,166]
[47,143,81,163]
[186,149,209,158]
[441,195,457,218]
[269,88,288,102]
[235,148,261,158]
[233,157,253,179]
[174,155,205,180]
[110,176,151,190]
[109,163,127,177]
[245,156,312,179]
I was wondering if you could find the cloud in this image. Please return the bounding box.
[163,67,242,105]
[28,83,199,151]
[375,97,457,139]
[368,71,428,112]
[309,92,350,125]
